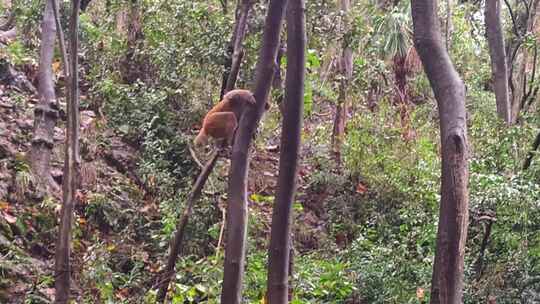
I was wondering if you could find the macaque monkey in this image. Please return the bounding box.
[194,89,268,149]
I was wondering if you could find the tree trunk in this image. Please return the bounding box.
[52,0,69,77]
[220,0,288,302]
[523,130,540,170]
[411,0,470,303]
[445,0,453,50]
[54,0,80,303]
[508,0,540,123]
[331,0,352,166]
[121,0,143,84]
[156,151,220,303]
[220,0,253,99]
[266,0,305,302]
[485,0,511,124]
[30,0,60,193]
[273,43,286,115]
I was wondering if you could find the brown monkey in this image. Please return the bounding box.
[194,89,266,148]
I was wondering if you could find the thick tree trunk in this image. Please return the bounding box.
[54,1,80,303]
[220,0,288,302]
[331,0,352,165]
[411,0,470,303]
[485,0,511,124]
[266,0,305,302]
[30,0,60,193]
[155,152,219,303]
[220,0,253,99]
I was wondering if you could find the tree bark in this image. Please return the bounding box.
[411,0,470,303]
[266,0,305,302]
[485,0,511,124]
[220,0,253,99]
[220,0,288,302]
[331,0,352,166]
[54,0,80,303]
[30,0,60,193]
[156,151,220,303]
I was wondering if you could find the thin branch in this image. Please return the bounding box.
[503,0,521,37]
[51,0,70,79]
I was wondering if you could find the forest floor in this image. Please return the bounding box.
[0,76,334,302]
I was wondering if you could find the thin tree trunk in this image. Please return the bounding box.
[121,0,143,84]
[266,0,305,302]
[523,130,540,170]
[411,0,470,303]
[220,0,253,99]
[508,0,540,123]
[220,0,288,302]
[273,43,286,115]
[52,0,69,78]
[54,0,80,302]
[485,0,511,124]
[156,151,220,303]
[30,0,60,193]
[474,217,494,278]
[445,0,453,50]
[331,0,352,166]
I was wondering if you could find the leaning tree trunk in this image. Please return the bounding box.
[411,0,470,303]
[523,130,540,170]
[30,0,60,193]
[155,151,220,303]
[266,0,305,302]
[54,0,80,303]
[220,0,288,302]
[485,0,510,124]
[331,0,353,166]
[220,0,253,99]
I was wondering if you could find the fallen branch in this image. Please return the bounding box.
[155,150,220,303]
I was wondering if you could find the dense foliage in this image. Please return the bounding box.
[0,0,538,303]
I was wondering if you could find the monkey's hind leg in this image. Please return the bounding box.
[204,112,237,158]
